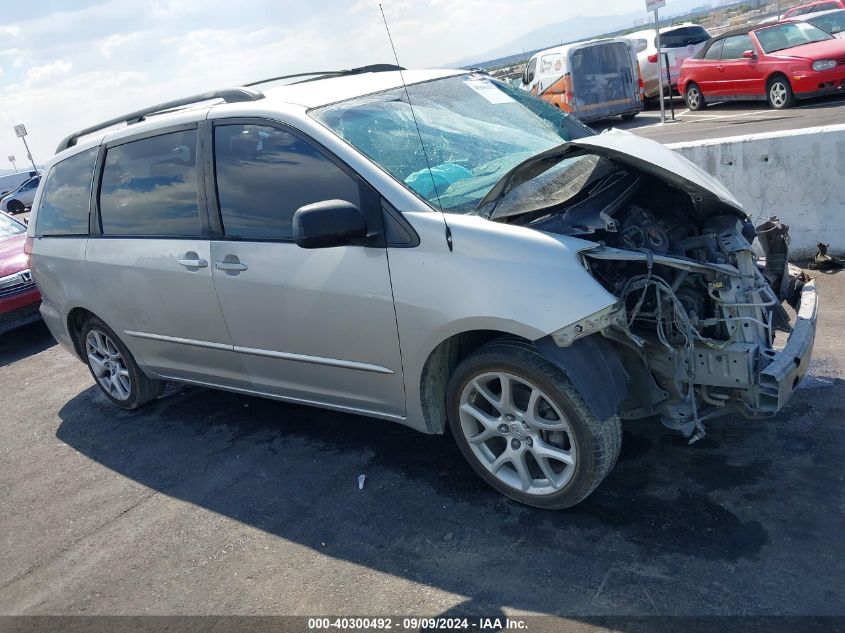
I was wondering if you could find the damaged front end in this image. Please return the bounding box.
[498,132,818,441]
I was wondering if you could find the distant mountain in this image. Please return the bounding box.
[452,0,740,68]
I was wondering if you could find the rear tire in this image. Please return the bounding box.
[767,75,796,109]
[7,200,24,214]
[446,337,622,509]
[81,316,164,410]
[685,82,706,111]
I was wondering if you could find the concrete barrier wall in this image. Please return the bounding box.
[668,123,845,257]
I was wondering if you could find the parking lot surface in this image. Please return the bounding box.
[598,93,845,144]
[0,273,843,619]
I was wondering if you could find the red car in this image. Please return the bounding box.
[783,0,845,19]
[679,21,845,109]
[0,212,41,334]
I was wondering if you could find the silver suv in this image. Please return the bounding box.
[28,67,817,509]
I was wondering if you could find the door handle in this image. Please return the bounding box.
[177,257,208,268]
[214,261,248,272]
[717,65,724,72]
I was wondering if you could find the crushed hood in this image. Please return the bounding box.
[570,130,746,218]
[480,129,746,222]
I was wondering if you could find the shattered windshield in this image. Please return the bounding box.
[310,74,593,213]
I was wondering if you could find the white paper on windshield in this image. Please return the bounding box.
[464,79,515,104]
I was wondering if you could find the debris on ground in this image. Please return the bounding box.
[809,243,844,272]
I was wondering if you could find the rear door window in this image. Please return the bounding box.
[661,26,710,48]
[721,35,754,59]
[99,129,202,236]
[35,148,98,237]
[213,123,360,241]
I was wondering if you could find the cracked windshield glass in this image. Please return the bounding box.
[311,74,594,214]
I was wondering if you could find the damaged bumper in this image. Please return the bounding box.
[757,279,817,412]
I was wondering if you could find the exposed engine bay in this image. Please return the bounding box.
[501,153,817,442]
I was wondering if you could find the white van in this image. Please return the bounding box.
[0,170,40,198]
[626,24,711,100]
[521,38,643,123]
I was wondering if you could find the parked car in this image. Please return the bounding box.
[0,211,41,335]
[521,38,643,122]
[0,170,40,199]
[0,175,42,214]
[679,21,845,110]
[29,67,816,509]
[626,24,711,100]
[782,0,845,19]
[786,8,845,38]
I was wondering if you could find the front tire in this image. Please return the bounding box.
[446,338,622,509]
[622,113,637,121]
[685,82,706,111]
[767,75,796,109]
[7,200,24,214]
[81,316,164,409]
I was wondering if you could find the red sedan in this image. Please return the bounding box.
[0,212,41,335]
[783,0,845,19]
[679,22,845,109]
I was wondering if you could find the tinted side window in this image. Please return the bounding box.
[661,26,710,47]
[704,39,724,59]
[721,35,754,59]
[214,124,359,241]
[35,148,98,237]
[99,129,201,236]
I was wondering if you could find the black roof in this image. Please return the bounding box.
[693,25,758,58]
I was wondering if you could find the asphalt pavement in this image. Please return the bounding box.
[596,93,845,144]
[1,270,843,621]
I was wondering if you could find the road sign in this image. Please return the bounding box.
[7,155,15,162]
[646,0,666,10]
[14,124,27,138]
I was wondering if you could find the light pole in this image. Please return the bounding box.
[13,124,38,172]
[8,155,17,172]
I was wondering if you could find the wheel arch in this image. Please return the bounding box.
[766,71,790,86]
[417,329,629,434]
[67,306,96,360]
[418,329,512,434]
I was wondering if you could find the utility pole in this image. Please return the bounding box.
[13,124,38,172]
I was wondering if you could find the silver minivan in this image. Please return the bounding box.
[29,67,816,509]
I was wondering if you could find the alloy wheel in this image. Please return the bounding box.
[86,329,132,401]
[686,86,700,109]
[770,81,788,108]
[458,371,577,495]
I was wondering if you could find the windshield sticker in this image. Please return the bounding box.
[464,79,515,104]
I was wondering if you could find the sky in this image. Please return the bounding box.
[0,0,650,165]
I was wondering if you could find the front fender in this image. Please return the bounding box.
[391,211,619,431]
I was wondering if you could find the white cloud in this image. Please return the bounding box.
[0,66,4,78]
[0,25,20,38]
[25,59,73,86]
[99,33,140,58]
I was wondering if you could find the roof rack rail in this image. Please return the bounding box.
[244,63,404,89]
[55,87,265,154]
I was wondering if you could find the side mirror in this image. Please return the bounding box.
[293,199,367,249]
[742,50,757,60]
